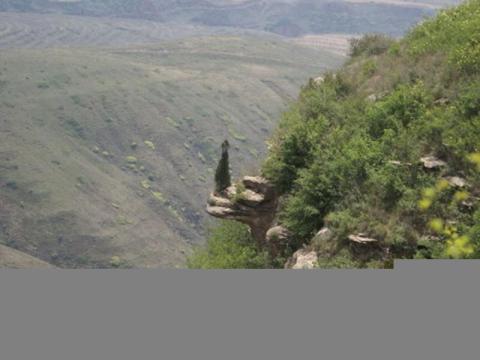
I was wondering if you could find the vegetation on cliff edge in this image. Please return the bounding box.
[190,0,480,268]
[262,0,480,266]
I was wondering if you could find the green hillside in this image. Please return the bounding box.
[0,36,342,268]
[190,0,480,268]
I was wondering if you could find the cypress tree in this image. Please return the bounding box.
[214,140,231,194]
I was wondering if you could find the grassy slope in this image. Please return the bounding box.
[0,36,342,268]
[0,12,270,49]
[262,0,480,267]
[0,244,53,268]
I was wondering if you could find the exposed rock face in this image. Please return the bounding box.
[266,225,292,243]
[366,92,386,102]
[266,225,293,257]
[420,156,447,169]
[314,227,333,242]
[314,76,324,85]
[285,248,318,269]
[388,160,412,167]
[445,176,468,188]
[348,234,378,244]
[347,233,387,262]
[207,176,278,246]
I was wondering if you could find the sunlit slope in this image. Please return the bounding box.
[0,36,342,268]
[0,12,263,49]
[0,244,54,269]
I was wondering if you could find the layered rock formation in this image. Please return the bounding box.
[206,176,279,247]
[284,248,318,269]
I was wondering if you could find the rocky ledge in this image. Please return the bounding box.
[207,176,278,247]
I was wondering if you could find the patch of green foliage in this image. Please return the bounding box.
[315,249,361,269]
[187,221,269,269]
[109,256,132,269]
[349,34,394,58]
[63,118,86,139]
[144,140,155,150]
[261,1,480,267]
[125,156,138,164]
[231,183,247,204]
[407,0,480,74]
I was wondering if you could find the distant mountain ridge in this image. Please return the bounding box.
[0,0,461,37]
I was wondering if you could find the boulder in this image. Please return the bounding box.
[266,225,292,244]
[314,227,333,242]
[266,225,293,257]
[420,156,447,169]
[242,176,275,200]
[313,76,324,85]
[434,98,450,105]
[285,248,318,269]
[445,176,468,188]
[388,160,412,167]
[348,234,378,244]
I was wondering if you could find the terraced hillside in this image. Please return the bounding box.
[0,0,458,37]
[0,12,266,49]
[0,36,342,268]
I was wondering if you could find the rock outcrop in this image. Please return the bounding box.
[313,76,324,85]
[420,156,447,169]
[444,176,468,188]
[314,227,333,242]
[207,176,278,246]
[348,233,378,244]
[266,225,293,257]
[284,248,318,269]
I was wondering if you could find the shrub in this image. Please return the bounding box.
[64,118,86,139]
[144,140,155,150]
[349,34,395,58]
[316,249,361,269]
[231,183,247,204]
[125,156,138,164]
[187,221,269,269]
[406,0,480,73]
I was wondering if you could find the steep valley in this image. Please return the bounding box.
[0,0,464,269]
[0,36,342,267]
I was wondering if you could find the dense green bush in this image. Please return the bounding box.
[407,0,480,74]
[349,34,395,58]
[260,0,480,267]
[197,1,480,268]
[187,221,268,269]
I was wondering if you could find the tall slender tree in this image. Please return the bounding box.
[214,140,231,194]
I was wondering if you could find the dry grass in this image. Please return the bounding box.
[292,34,361,56]
[0,244,54,268]
[0,12,254,49]
[0,35,343,268]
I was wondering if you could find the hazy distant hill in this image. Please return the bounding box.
[0,0,461,37]
[0,11,273,49]
[0,36,342,268]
